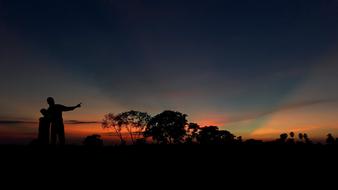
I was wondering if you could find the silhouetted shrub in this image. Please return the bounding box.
[286,132,295,145]
[276,133,288,144]
[83,134,103,147]
[244,139,263,145]
[303,133,312,144]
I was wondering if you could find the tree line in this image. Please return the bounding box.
[100,110,240,145]
[79,110,338,147]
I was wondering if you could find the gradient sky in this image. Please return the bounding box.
[1,0,338,144]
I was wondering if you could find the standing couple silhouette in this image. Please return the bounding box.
[38,97,81,145]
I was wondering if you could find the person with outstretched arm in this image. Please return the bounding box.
[47,97,81,145]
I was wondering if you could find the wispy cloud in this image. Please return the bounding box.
[0,120,36,124]
[0,119,100,125]
[227,99,338,124]
[65,120,101,124]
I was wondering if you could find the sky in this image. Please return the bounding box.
[1,0,338,144]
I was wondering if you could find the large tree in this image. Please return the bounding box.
[102,113,124,144]
[102,111,151,144]
[144,110,188,144]
[117,110,151,144]
[196,126,235,145]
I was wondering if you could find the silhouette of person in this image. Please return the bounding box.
[38,108,50,145]
[47,97,81,145]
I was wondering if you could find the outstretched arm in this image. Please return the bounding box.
[60,103,81,112]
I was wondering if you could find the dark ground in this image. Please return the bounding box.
[0,144,337,186]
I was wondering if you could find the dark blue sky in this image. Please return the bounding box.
[1,0,338,141]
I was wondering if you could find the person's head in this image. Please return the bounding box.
[40,108,48,116]
[47,97,55,106]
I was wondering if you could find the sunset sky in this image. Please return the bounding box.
[1,0,338,144]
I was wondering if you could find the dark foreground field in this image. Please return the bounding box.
[1,144,337,185]
[1,144,337,167]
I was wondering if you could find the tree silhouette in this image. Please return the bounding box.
[196,126,219,144]
[185,123,200,144]
[303,133,312,144]
[277,133,288,144]
[196,126,235,145]
[144,110,188,144]
[102,111,151,144]
[237,136,243,144]
[115,110,151,144]
[326,133,335,145]
[83,134,103,147]
[102,113,124,144]
[298,133,304,144]
[218,130,236,144]
[286,132,295,145]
